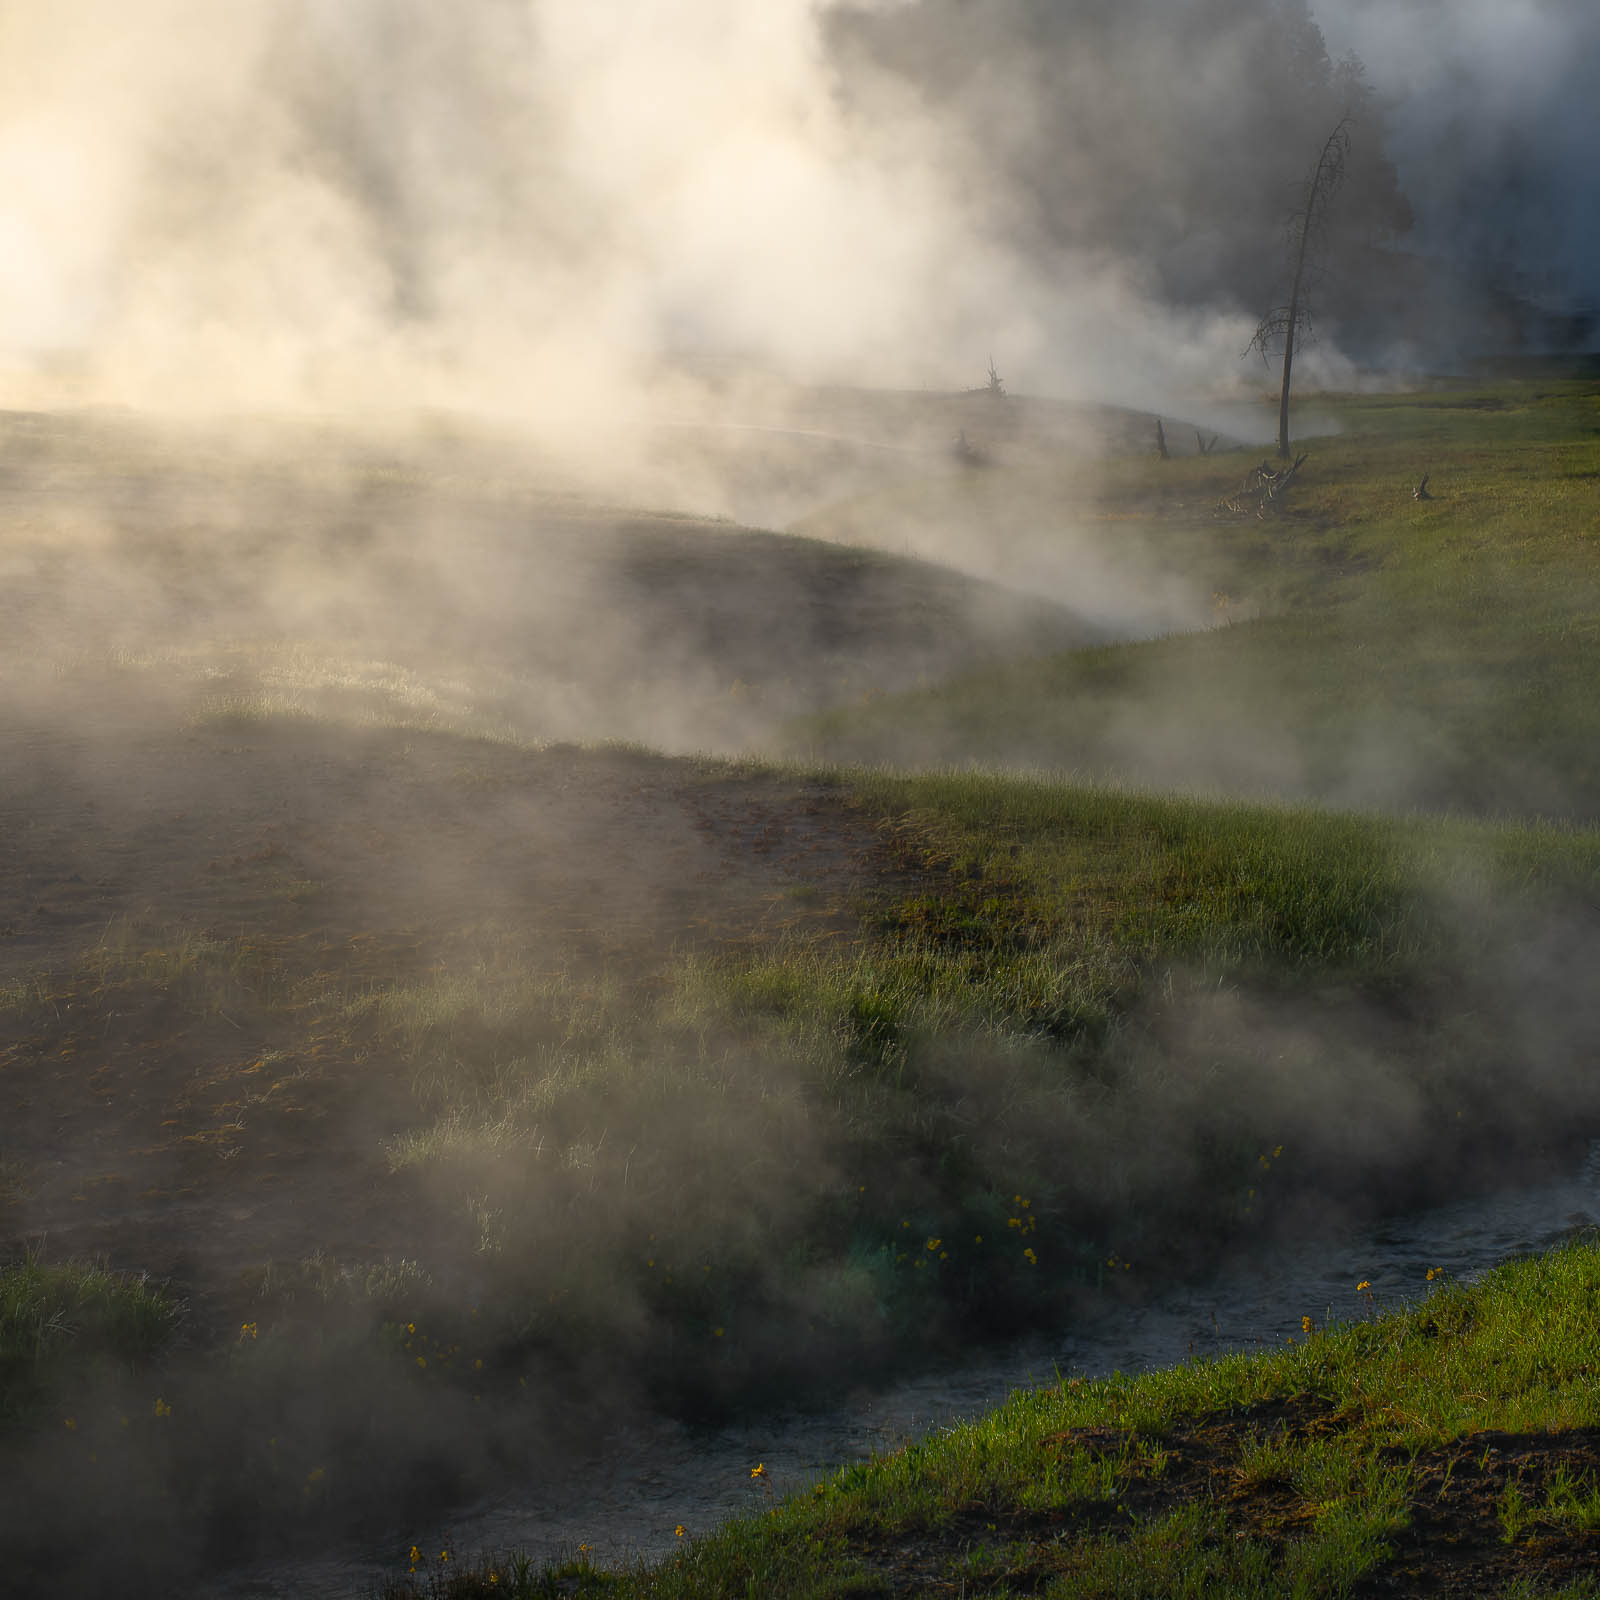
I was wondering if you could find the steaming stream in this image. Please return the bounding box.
[220,1145,1600,1598]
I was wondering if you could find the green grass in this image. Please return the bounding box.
[788,374,1600,819]
[382,1237,1600,1597]
[0,1259,178,1427]
[848,767,1600,968]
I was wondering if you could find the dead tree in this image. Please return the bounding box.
[1246,118,1351,459]
[1413,473,1432,500]
[1196,430,1219,455]
[1217,454,1308,518]
[1155,418,1169,459]
[986,356,1006,397]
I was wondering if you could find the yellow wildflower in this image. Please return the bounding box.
[675,1525,686,1538]
[1356,1280,1371,1293]
[751,1463,767,1479]
[1301,1316,1313,1334]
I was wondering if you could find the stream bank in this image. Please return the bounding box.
[217,1142,1600,1598]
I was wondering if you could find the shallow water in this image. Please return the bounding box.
[217,1145,1600,1597]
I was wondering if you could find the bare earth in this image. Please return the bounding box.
[0,692,904,1320]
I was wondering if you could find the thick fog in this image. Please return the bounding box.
[1320,0,1600,328]
[0,0,1400,424]
[4,0,1592,431]
[0,0,1127,413]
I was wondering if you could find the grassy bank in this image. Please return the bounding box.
[388,1237,1600,1598]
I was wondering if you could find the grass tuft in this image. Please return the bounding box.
[0,1257,179,1427]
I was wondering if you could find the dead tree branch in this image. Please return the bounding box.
[1216,454,1308,518]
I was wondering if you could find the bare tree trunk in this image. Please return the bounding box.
[1275,311,1298,460]
[1250,118,1351,461]
[1276,132,1339,458]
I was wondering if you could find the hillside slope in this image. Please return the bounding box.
[786,371,1600,820]
[0,406,1105,753]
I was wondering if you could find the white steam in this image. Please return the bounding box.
[0,0,1263,421]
